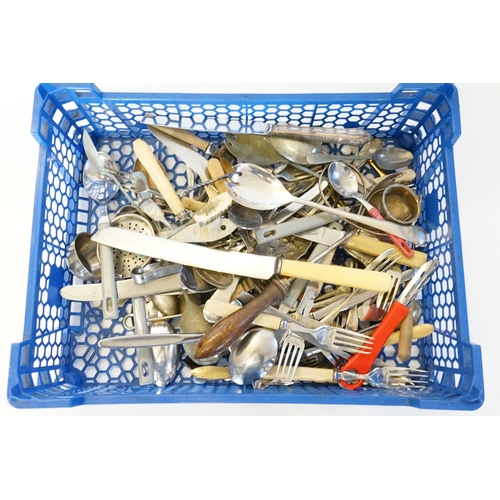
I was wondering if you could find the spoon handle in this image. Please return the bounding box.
[271,124,371,147]
[368,207,414,258]
[296,197,427,246]
[194,277,289,359]
[306,152,371,165]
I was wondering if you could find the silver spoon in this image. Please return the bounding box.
[228,327,278,385]
[82,131,120,319]
[327,162,414,258]
[150,321,180,386]
[228,203,263,230]
[306,146,414,170]
[194,268,234,289]
[225,163,427,246]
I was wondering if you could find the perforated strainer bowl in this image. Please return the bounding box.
[98,210,156,278]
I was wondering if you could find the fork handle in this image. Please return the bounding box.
[195,277,289,359]
[368,207,414,258]
[339,301,409,390]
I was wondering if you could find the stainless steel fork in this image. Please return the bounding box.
[362,265,403,322]
[335,366,429,389]
[318,248,402,324]
[253,326,305,389]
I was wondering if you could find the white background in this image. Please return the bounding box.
[0,3,498,497]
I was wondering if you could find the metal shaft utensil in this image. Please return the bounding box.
[82,130,120,320]
[225,163,427,246]
[327,162,414,257]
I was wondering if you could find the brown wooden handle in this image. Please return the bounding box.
[194,277,289,358]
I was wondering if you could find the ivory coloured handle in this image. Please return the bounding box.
[280,259,392,293]
[133,139,185,216]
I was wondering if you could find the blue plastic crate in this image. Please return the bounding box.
[7,83,484,410]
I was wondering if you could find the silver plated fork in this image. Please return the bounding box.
[318,248,402,324]
[335,366,429,389]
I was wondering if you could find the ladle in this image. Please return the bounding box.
[82,130,120,319]
[306,146,414,170]
[225,163,427,246]
[327,162,414,258]
[228,327,278,386]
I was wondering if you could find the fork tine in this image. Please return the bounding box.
[333,339,373,353]
[275,340,289,380]
[327,327,374,354]
[288,343,304,383]
[386,367,430,388]
[335,329,375,341]
[277,331,305,384]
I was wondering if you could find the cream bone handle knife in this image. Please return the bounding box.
[91,227,392,293]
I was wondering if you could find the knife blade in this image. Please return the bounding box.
[148,125,218,198]
[91,227,393,293]
[99,333,203,349]
[60,274,182,302]
[147,124,219,156]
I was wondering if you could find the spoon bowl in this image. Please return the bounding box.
[228,327,278,385]
[225,133,286,165]
[327,162,414,257]
[306,146,414,170]
[180,266,216,293]
[228,203,263,230]
[269,136,323,165]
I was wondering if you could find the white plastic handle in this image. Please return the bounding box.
[97,218,119,320]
